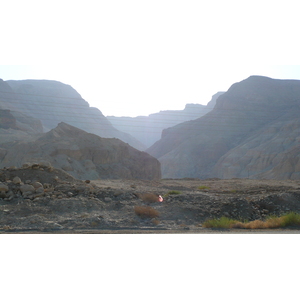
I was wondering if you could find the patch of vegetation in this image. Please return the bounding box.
[167,190,181,195]
[163,190,182,197]
[203,212,300,229]
[152,219,160,225]
[134,206,160,219]
[198,185,210,190]
[279,212,300,227]
[203,217,238,229]
[91,221,99,227]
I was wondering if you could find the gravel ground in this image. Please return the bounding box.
[1,166,300,233]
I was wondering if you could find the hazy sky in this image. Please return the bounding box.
[1,0,300,117]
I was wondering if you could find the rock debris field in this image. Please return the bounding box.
[1,163,300,233]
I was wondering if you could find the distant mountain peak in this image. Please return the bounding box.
[107,93,224,148]
[42,122,88,139]
[147,76,300,179]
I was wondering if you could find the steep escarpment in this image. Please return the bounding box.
[0,109,42,146]
[0,122,161,180]
[0,109,17,130]
[0,109,43,133]
[213,109,300,179]
[0,80,43,134]
[0,79,144,150]
[147,76,300,179]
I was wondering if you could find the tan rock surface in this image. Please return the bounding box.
[0,122,161,180]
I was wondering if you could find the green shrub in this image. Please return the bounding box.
[198,186,210,190]
[203,212,300,229]
[279,212,300,227]
[167,190,181,195]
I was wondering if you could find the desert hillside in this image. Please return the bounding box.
[147,76,300,179]
[0,122,161,180]
[0,79,144,150]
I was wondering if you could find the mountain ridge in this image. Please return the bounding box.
[0,79,145,150]
[147,76,300,179]
[107,92,224,148]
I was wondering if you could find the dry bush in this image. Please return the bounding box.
[205,212,300,229]
[264,217,282,228]
[134,206,159,219]
[91,221,99,227]
[1,225,11,230]
[237,213,300,229]
[232,220,274,229]
[152,219,160,225]
[244,220,268,229]
[230,222,245,229]
[232,217,289,229]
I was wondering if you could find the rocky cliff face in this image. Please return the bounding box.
[0,122,161,180]
[213,109,300,179]
[107,93,223,148]
[0,79,144,150]
[0,109,43,133]
[147,76,300,179]
[0,79,44,134]
[0,109,17,130]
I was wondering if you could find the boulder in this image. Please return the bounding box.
[32,182,43,189]
[13,176,22,184]
[0,183,8,192]
[20,184,35,194]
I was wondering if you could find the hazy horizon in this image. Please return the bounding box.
[2,66,300,118]
[1,1,300,117]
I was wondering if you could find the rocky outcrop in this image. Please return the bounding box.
[0,79,144,150]
[10,110,44,133]
[0,108,43,146]
[213,109,300,179]
[0,79,15,108]
[0,110,17,130]
[0,122,161,180]
[107,94,223,148]
[147,76,300,179]
[0,79,43,134]
[206,92,225,109]
[0,109,43,133]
